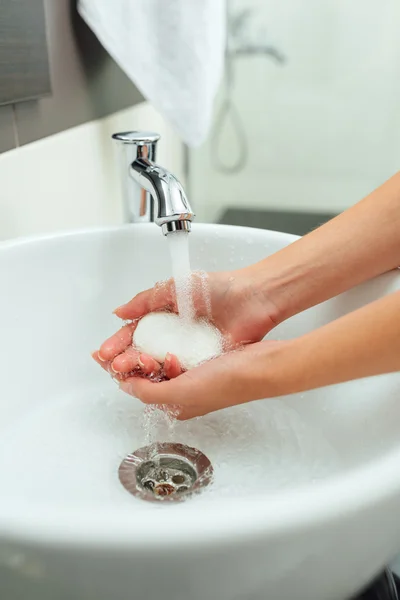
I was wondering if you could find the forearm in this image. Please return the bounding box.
[264,290,400,398]
[246,172,400,324]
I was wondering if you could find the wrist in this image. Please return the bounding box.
[231,267,285,338]
[237,256,305,328]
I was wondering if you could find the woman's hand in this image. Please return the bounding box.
[116,341,286,420]
[100,290,400,420]
[94,269,282,378]
[93,171,400,417]
[95,170,400,382]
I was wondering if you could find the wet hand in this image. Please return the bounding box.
[93,269,280,379]
[92,323,182,381]
[114,341,286,420]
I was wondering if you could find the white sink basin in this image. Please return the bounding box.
[1,223,400,600]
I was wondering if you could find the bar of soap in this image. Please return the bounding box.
[133,312,223,370]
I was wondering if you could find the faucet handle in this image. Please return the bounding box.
[112,131,160,162]
[112,131,161,145]
[112,131,161,223]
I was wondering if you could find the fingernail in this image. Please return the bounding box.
[98,353,107,362]
[111,363,120,373]
[113,302,128,314]
[138,355,145,369]
[164,352,171,366]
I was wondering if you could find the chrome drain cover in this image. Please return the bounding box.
[119,442,213,502]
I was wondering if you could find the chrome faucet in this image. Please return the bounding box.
[112,131,194,235]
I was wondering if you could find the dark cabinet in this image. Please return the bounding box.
[0,0,51,106]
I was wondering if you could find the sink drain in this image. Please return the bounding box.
[118,442,213,502]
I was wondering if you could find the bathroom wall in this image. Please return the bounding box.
[0,0,145,153]
[191,0,400,224]
[0,0,183,241]
[0,102,184,240]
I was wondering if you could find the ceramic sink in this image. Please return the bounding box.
[1,223,400,600]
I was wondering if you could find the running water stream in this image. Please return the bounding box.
[167,230,195,322]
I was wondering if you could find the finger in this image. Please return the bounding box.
[139,353,162,375]
[111,347,161,375]
[92,350,111,372]
[92,351,126,381]
[98,323,137,362]
[164,353,184,379]
[113,280,176,320]
[110,346,140,373]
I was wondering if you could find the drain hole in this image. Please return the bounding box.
[172,474,186,485]
[157,469,169,482]
[119,443,214,502]
[142,480,155,491]
[154,484,175,497]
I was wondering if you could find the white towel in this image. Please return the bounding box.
[78,0,226,148]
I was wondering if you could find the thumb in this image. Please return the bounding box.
[114,279,176,320]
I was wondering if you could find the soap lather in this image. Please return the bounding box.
[133,312,223,370]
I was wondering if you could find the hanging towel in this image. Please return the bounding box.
[78,0,227,147]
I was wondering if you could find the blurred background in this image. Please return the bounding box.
[1,0,400,239]
[190,0,400,234]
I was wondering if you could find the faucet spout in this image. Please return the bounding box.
[112,131,194,235]
[130,157,194,234]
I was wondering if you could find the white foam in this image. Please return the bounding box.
[133,312,223,370]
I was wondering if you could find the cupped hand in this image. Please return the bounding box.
[94,269,280,379]
[92,322,183,381]
[113,340,287,420]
